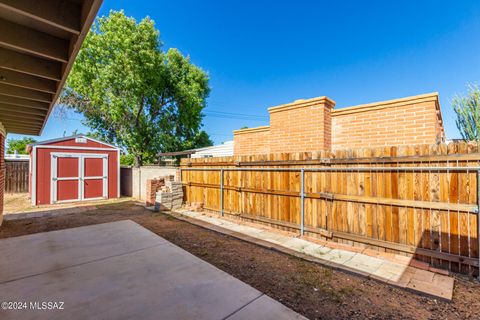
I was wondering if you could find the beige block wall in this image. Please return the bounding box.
[131,166,177,201]
[233,126,270,155]
[332,93,444,149]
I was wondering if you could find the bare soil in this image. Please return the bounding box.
[0,201,479,320]
[3,193,31,213]
[3,193,133,214]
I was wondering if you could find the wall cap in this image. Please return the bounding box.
[332,92,440,116]
[268,96,336,114]
[233,126,270,135]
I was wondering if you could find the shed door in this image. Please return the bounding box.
[51,154,108,204]
[83,157,108,200]
[51,155,80,203]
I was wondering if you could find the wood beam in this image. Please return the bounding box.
[0,114,43,126]
[0,48,61,80]
[1,116,43,125]
[4,128,39,135]
[1,119,43,128]
[3,126,40,134]
[0,83,52,103]
[0,104,48,116]
[0,0,81,35]
[4,127,41,135]
[4,122,42,129]
[1,123,44,132]
[0,19,69,62]
[0,68,57,93]
[0,110,46,120]
[0,94,50,110]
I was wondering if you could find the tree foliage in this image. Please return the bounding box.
[453,85,480,142]
[60,10,211,167]
[6,137,37,154]
[120,154,135,166]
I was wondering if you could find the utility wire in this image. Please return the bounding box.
[204,109,268,120]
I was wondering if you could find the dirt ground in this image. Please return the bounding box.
[3,193,31,213]
[3,193,133,214]
[0,201,479,320]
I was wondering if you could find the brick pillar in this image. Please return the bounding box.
[0,131,5,226]
[268,96,335,153]
[322,98,333,150]
[145,178,165,206]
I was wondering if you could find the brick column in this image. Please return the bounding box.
[0,128,5,226]
[268,96,335,153]
[145,178,165,206]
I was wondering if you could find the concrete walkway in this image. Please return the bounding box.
[0,220,305,320]
[176,210,455,301]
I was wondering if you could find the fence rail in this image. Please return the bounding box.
[5,160,29,193]
[181,143,480,276]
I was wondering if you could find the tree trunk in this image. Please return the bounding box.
[134,155,143,168]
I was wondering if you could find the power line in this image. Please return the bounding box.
[208,133,233,137]
[204,110,268,120]
[204,114,267,121]
[205,110,267,117]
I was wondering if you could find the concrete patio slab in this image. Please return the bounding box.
[175,210,455,301]
[0,220,305,320]
[0,220,166,283]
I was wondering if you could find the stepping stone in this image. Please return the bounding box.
[343,254,385,274]
[371,262,409,282]
[318,249,357,265]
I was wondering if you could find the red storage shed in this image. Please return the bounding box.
[28,135,120,206]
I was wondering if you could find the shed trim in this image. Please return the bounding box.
[31,145,37,206]
[33,146,118,151]
[27,134,118,149]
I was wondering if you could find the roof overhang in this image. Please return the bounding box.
[0,0,103,135]
[158,150,197,157]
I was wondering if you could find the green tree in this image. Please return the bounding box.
[60,10,211,167]
[120,154,135,166]
[453,85,480,142]
[6,137,37,155]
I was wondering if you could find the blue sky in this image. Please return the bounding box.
[8,0,480,145]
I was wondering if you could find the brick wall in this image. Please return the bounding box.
[0,128,4,225]
[268,97,335,153]
[233,92,445,155]
[332,93,444,149]
[233,126,270,155]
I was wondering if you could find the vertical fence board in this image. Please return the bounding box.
[5,160,29,193]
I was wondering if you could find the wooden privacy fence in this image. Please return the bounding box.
[5,160,29,193]
[180,143,480,276]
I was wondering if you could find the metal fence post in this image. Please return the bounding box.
[477,170,480,279]
[300,168,305,236]
[220,169,224,217]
